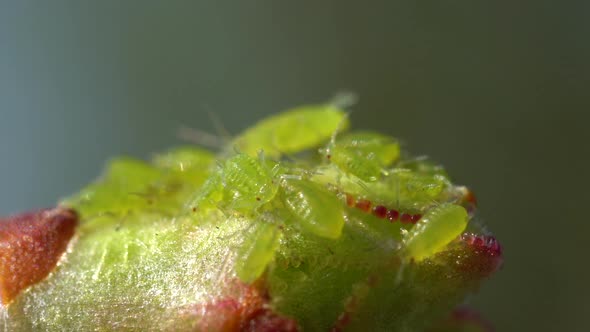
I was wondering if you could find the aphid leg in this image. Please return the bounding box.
[114,212,127,232]
[177,106,233,148]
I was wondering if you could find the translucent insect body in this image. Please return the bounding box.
[179,104,479,283]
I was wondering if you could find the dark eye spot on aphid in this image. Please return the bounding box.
[0,207,78,305]
[327,154,332,160]
[256,197,261,201]
[192,207,197,212]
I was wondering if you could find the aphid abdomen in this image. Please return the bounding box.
[222,154,278,211]
[336,131,401,166]
[403,204,468,262]
[235,222,281,283]
[331,146,381,182]
[230,104,349,158]
[280,179,345,239]
[383,169,449,208]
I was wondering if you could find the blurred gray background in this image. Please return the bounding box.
[1,2,588,331]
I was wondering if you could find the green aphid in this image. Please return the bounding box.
[235,221,282,283]
[333,131,400,166]
[230,102,350,158]
[280,177,345,239]
[321,131,400,182]
[311,164,447,213]
[186,153,280,214]
[387,169,448,202]
[403,203,468,262]
[222,153,281,211]
[63,158,164,219]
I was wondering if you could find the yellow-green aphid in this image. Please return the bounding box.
[221,153,280,212]
[186,153,280,214]
[235,221,281,283]
[384,169,449,207]
[280,178,345,239]
[63,158,163,219]
[403,204,468,262]
[230,103,350,158]
[321,131,400,182]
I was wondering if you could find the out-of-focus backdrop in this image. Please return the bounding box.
[1,2,588,331]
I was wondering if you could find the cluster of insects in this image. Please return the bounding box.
[180,100,474,283]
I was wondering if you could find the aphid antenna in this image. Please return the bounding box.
[230,144,243,156]
[176,126,226,149]
[214,158,225,171]
[206,109,233,143]
[395,155,430,170]
[353,178,374,197]
[256,149,283,176]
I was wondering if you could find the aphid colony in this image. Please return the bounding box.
[184,102,474,283]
